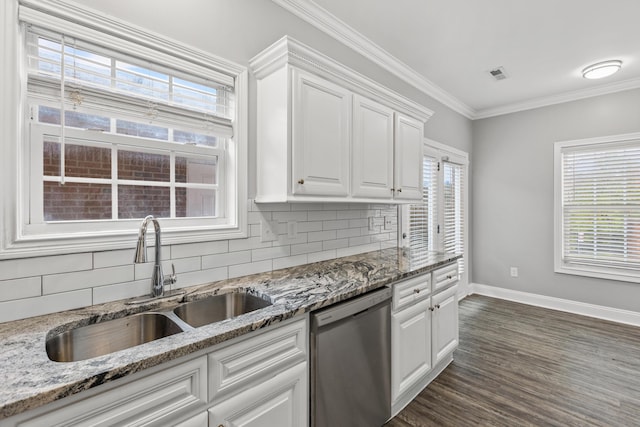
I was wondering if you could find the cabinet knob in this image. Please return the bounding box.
[413,288,420,294]
[390,188,395,193]
[397,188,402,193]
[429,306,435,311]
[446,275,453,279]
[298,179,304,184]
[435,304,441,309]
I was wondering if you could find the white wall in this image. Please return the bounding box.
[472,88,640,312]
[0,0,473,322]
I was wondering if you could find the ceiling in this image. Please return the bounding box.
[277,0,640,119]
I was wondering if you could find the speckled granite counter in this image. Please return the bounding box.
[0,248,460,419]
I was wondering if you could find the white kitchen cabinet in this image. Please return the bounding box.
[250,36,433,204]
[291,69,351,197]
[6,318,308,427]
[391,263,459,417]
[208,362,307,427]
[394,114,425,200]
[12,356,208,427]
[352,95,394,198]
[391,297,432,402]
[432,284,459,366]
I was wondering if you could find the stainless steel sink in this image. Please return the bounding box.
[46,313,183,362]
[174,293,272,328]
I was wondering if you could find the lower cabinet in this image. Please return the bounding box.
[7,318,308,427]
[391,267,459,416]
[208,362,307,427]
[391,298,432,402]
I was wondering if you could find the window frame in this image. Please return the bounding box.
[554,132,640,283]
[1,0,248,259]
[400,138,469,287]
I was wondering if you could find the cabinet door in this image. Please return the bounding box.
[394,114,424,200]
[351,95,394,198]
[291,69,351,197]
[209,362,307,427]
[432,284,459,366]
[391,298,432,403]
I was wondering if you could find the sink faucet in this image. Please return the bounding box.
[134,215,177,297]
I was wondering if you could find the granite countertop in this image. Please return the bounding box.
[0,248,460,420]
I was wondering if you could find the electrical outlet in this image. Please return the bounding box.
[510,267,519,278]
[260,220,278,242]
[383,216,393,231]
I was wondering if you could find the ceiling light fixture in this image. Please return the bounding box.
[582,60,622,79]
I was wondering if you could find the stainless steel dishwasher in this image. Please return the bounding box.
[310,286,392,427]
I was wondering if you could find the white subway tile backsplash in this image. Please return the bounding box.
[322,219,349,230]
[291,242,323,255]
[229,260,272,279]
[229,236,272,252]
[93,248,135,268]
[1,199,397,322]
[308,210,337,221]
[337,243,381,258]
[0,253,92,282]
[0,290,92,323]
[337,228,361,239]
[0,277,41,302]
[308,230,337,242]
[171,241,228,258]
[273,254,308,270]
[202,251,251,269]
[93,279,150,305]
[272,211,308,222]
[174,267,228,289]
[298,221,323,232]
[323,238,349,251]
[43,266,133,295]
[252,246,290,262]
[308,250,337,263]
[336,210,363,220]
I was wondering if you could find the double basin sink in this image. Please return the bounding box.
[46,293,272,363]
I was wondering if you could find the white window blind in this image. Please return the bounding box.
[443,161,465,274]
[559,140,640,273]
[406,154,438,263]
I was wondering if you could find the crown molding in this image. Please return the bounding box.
[271,0,475,119]
[250,35,434,122]
[474,77,640,119]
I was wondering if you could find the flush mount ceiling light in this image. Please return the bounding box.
[582,60,622,79]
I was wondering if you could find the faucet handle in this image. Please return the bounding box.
[165,263,178,286]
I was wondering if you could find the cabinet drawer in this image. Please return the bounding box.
[393,274,431,311]
[208,318,307,404]
[432,263,459,292]
[18,356,207,427]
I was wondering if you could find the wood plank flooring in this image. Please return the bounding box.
[385,295,640,427]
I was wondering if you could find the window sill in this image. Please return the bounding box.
[555,263,640,284]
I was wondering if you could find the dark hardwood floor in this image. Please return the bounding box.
[386,294,640,427]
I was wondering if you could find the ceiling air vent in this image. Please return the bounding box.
[488,66,508,81]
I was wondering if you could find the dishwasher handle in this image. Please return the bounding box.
[312,287,392,328]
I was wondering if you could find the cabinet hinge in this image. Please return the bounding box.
[437,162,440,171]
[437,224,440,234]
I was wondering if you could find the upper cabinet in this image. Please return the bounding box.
[250,36,434,204]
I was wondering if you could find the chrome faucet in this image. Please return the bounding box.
[134,215,177,297]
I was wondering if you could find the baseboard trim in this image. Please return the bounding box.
[469,283,640,327]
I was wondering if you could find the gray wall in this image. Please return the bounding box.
[472,88,640,311]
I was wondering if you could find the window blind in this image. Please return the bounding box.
[443,161,465,274]
[407,154,438,263]
[560,141,640,271]
[26,27,235,135]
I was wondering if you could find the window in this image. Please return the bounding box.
[554,133,640,283]
[402,140,469,284]
[1,1,247,257]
